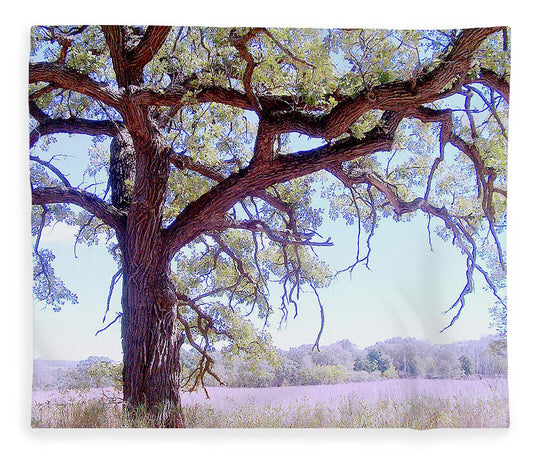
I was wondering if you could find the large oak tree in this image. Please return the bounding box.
[30,26,508,426]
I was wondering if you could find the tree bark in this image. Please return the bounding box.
[112,116,185,427]
[120,257,185,427]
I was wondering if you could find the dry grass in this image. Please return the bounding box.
[31,378,509,429]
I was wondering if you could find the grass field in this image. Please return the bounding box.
[31,378,509,428]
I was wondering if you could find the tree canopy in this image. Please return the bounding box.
[30,25,508,423]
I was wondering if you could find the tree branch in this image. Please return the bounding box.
[29,155,72,187]
[472,68,509,103]
[29,62,123,109]
[229,28,262,112]
[128,26,171,70]
[265,27,502,140]
[32,186,125,232]
[168,150,226,182]
[30,110,118,148]
[218,218,333,247]
[328,161,505,328]
[162,112,400,254]
[102,26,171,87]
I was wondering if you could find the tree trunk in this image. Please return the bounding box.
[108,115,185,427]
[120,259,185,427]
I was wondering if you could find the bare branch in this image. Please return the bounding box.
[95,312,122,336]
[220,218,333,247]
[103,268,123,323]
[465,84,508,138]
[328,157,504,326]
[175,296,226,392]
[310,283,325,351]
[29,155,72,187]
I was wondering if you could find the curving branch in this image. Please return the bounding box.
[32,186,126,233]
[229,28,263,112]
[29,100,119,148]
[472,68,509,103]
[29,62,123,109]
[29,155,72,187]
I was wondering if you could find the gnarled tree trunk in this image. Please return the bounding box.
[120,259,184,427]
[110,113,186,426]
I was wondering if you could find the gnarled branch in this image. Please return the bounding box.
[32,186,125,233]
[29,62,123,108]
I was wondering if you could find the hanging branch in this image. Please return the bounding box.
[103,268,123,323]
[33,205,53,300]
[327,157,505,329]
[310,283,325,351]
[95,312,123,336]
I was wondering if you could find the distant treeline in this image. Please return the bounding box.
[193,335,507,388]
[33,335,507,391]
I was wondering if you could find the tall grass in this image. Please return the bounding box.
[31,391,509,429]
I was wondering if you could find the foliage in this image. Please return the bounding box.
[34,357,124,391]
[459,355,474,376]
[194,335,505,388]
[33,335,506,398]
[29,26,509,413]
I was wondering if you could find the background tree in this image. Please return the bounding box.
[30,26,508,426]
[459,354,474,376]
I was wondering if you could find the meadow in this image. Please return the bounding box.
[31,378,509,428]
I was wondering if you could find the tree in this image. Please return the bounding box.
[30,26,508,426]
[357,347,393,375]
[459,354,474,376]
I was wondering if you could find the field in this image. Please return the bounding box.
[31,378,509,428]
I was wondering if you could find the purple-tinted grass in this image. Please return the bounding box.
[31,378,509,428]
[180,379,509,428]
[181,378,508,408]
[32,387,121,405]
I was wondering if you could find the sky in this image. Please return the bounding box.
[31,131,502,361]
[33,216,499,361]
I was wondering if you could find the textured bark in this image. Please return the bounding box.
[120,257,184,427]
[109,126,136,210]
[115,106,185,425]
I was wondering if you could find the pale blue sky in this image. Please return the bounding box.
[32,132,501,361]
